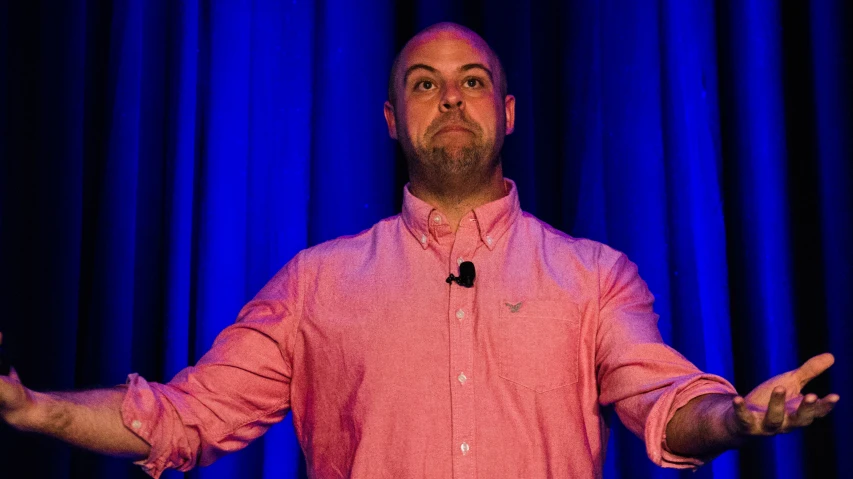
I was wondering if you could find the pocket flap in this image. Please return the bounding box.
[500,299,580,321]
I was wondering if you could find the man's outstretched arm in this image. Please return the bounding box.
[665,353,840,459]
[0,333,150,460]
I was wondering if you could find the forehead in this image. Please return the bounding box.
[400,30,494,74]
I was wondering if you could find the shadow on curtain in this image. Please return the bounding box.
[0,1,850,478]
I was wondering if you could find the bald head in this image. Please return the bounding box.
[387,23,508,106]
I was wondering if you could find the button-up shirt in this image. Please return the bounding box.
[122,180,736,478]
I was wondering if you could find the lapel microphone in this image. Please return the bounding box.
[446,261,476,288]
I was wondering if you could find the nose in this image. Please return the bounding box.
[439,83,464,112]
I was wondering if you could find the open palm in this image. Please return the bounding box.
[733,353,839,436]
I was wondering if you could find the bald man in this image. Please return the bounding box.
[0,23,838,478]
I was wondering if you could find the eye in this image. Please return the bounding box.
[465,78,483,88]
[416,80,435,91]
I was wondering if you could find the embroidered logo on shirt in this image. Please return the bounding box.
[505,301,523,313]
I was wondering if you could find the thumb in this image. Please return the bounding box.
[795,353,835,387]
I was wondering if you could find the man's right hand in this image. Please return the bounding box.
[0,332,150,459]
[0,332,37,431]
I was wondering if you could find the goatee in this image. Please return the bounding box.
[425,144,486,176]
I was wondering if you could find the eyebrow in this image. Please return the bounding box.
[403,64,438,85]
[402,63,494,85]
[460,63,493,82]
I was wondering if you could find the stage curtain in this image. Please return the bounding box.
[1,1,849,478]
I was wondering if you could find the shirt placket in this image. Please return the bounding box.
[447,220,479,479]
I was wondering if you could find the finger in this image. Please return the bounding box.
[763,387,787,431]
[810,394,840,419]
[791,393,820,426]
[733,396,748,418]
[795,353,835,387]
[8,367,19,382]
[732,396,754,430]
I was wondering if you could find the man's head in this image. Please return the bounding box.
[384,23,515,196]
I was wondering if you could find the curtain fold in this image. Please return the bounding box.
[1,1,849,478]
[810,3,853,477]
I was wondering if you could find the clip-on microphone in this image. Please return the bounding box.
[446,261,476,288]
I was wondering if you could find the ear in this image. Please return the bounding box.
[504,94,516,135]
[384,101,398,139]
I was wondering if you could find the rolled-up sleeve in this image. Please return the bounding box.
[120,253,304,478]
[595,249,737,469]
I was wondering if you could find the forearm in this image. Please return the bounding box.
[665,393,748,458]
[8,387,150,460]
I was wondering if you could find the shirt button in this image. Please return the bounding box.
[433,216,441,223]
[457,257,464,266]
[420,234,427,244]
[461,442,470,455]
[131,420,142,430]
[458,372,467,384]
[456,309,465,320]
[486,235,493,245]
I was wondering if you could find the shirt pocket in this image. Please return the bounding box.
[497,299,581,393]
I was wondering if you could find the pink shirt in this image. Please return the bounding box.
[122,180,736,478]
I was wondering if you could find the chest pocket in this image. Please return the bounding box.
[497,299,581,393]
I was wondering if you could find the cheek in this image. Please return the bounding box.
[469,98,500,121]
[403,106,434,137]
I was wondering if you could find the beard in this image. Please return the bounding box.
[399,112,501,188]
[420,142,488,176]
[404,138,499,195]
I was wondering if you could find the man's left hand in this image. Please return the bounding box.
[732,353,839,436]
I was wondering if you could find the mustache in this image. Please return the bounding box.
[425,113,482,138]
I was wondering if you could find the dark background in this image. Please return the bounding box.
[1,1,851,478]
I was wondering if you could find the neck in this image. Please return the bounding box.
[408,167,506,233]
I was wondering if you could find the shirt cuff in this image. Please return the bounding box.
[120,373,195,478]
[644,373,737,469]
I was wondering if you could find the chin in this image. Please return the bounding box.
[433,147,484,175]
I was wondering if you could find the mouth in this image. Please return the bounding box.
[434,125,472,136]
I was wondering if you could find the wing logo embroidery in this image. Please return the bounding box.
[505,301,523,313]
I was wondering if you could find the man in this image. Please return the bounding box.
[0,22,839,478]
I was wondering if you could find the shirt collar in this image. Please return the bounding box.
[401,178,521,250]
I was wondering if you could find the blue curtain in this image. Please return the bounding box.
[1,1,850,478]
